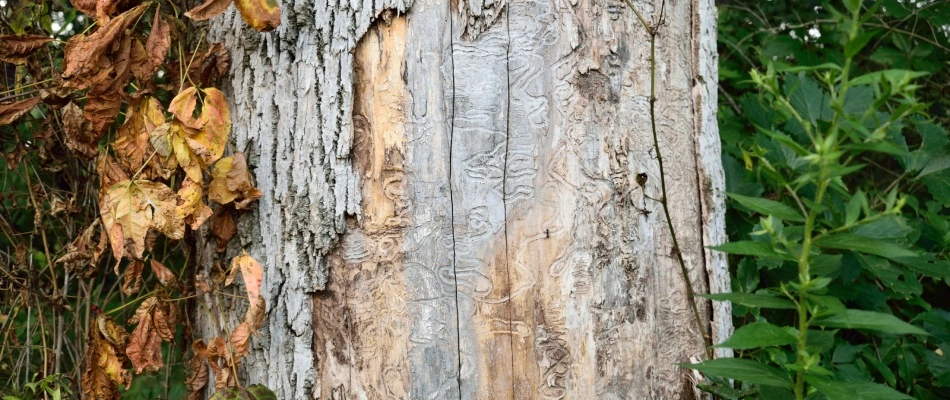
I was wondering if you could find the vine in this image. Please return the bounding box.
[0,0,280,397]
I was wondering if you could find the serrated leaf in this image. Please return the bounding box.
[728,193,805,222]
[813,233,917,260]
[699,293,797,309]
[680,358,793,389]
[846,31,877,59]
[99,180,184,260]
[0,34,53,65]
[714,322,797,350]
[813,309,928,335]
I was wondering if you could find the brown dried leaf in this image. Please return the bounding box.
[231,251,263,311]
[82,34,132,133]
[114,97,166,177]
[210,206,237,252]
[149,259,178,288]
[228,322,252,361]
[97,154,131,190]
[126,297,178,373]
[62,102,101,158]
[143,12,171,78]
[170,87,231,165]
[69,0,98,17]
[62,3,147,89]
[100,180,183,260]
[209,153,262,209]
[0,96,41,126]
[235,0,281,32]
[176,177,213,230]
[121,260,144,295]
[129,39,150,82]
[56,220,108,276]
[81,315,130,400]
[0,34,52,65]
[244,295,266,330]
[185,0,234,21]
[185,340,209,400]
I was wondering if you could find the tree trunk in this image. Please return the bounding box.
[203,0,730,398]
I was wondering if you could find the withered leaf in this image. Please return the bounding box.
[210,206,237,252]
[244,295,266,330]
[143,12,171,79]
[149,259,178,288]
[63,102,101,158]
[127,297,178,373]
[185,340,210,400]
[177,177,214,230]
[231,251,263,314]
[56,219,108,277]
[209,153,262,209]
[82,33,133,134]
[0,96,41,126]
[114,97,165,177]
[81,315,130,400]
[184,0,234,21]
[235,0,281,32]
[100,180,183,260]
[228,322,252,362]
[0,34,53,65]
[69,0,98,18]
[97,154,130,190]
[62,3,147,89]
[121,260,144,295]
[169,87,231,165]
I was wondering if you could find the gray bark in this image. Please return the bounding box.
[203,0,730,398]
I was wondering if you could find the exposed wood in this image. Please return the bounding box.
[205,0,729,398]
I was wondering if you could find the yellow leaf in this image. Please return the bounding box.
[209,153,262,209]
[81,315,130,400]
[100,180,183,260]
[169,87,231,165]
[235,0,281,32]
[177,178,214,230]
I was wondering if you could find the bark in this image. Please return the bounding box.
[203,0,730,398]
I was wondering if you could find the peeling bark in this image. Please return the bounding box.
[204,0,728,398]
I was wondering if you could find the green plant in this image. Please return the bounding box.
[687,1,950,399]
[2,374,71,400]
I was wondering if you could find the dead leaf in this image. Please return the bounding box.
[231,251,263,313]
[185,0,234,21]
[177,177,214,230]
[81,315,130,400]
[62,3,147,89]
[209,153,262,209]
[99,180,184,260]
[97,154,131,190]
[0,96,41,126]
[62,102,101,158]
[82,33,132,133]
[149,259,178,288]
[0,34,53,65]
[126,297,178,373]
[69,0,98,17]
[185,340,210,400]
[114,97,166,178]
[143,12,171,79]
[228,322,252,361]
[169,87,231,165]
[235,0,281,32]
[209,206,237,252]
[244,295,266,330]
[122,260,144,295]
[170,122,205,182]
[57,219,107,277]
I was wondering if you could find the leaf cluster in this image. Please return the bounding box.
[694,1,950,399]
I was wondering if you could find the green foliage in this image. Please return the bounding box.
[696,0,950,399]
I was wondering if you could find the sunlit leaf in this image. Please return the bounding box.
[235,0,281,32]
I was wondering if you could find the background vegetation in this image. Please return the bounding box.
[1,0,948,398]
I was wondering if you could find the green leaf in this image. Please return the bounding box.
[699,293,797,309]
[680,358,793,389]
[806,376,914,400]
[921,170,950,207]
[846,31,877,58]
[711,241,794,260]
[714,322,797,349]
[246,385,278,400]
[850,69,929,87]
[813,233,917,260]
[813,309,928,335]
[784,73,832,125]
[728,193,805,222]
[209,385,276,400]
[845,191,865,226]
